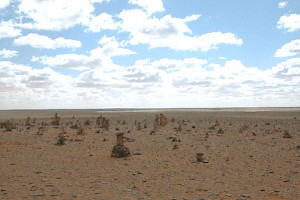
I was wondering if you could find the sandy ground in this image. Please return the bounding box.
[0,109,299,200]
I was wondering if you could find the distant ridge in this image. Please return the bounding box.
[2,107,300,112]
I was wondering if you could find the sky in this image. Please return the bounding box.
[0,0,300,109]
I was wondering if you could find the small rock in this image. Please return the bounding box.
[71,193,78,198]
[196,153,204,162]
[217,128,224,134]
[283,130,292,138]
[32,191,44,197]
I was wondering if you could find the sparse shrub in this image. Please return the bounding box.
[111,145,131,158]
[56,132,66,145]
[111,133,131,158]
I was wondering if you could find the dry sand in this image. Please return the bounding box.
[0,109,299,200]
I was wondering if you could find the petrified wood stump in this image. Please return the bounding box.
[111,132,130,158]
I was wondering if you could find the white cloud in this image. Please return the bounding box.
[278,1,287,9]
[33,35,135,70]
[14,33,81,49]
[85,13,119,32]
[0,0,11,9]
[118,9,242,51]
[272,57,300,77]
[277,14,300,32]
[129,0,165,15]
[1,56,300,109]
[90,0,111,3]
[32,54,101,70]
[17,0,95,30]
[274,39,300,57]
[0,61,77,109]
[0,21,22,39]
[0,49,18,59]
[96,35,136,57]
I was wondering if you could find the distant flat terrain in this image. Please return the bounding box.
[0,110,299,199]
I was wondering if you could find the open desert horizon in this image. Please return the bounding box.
[0,108,299,200]
[1,0,300,199]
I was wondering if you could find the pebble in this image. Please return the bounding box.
[32,191,44,197]
[71,193,78,198]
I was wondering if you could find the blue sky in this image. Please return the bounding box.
[0,0,300,109]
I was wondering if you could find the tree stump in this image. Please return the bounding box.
[111,132,130,158]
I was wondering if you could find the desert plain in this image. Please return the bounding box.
[0,108,299,200]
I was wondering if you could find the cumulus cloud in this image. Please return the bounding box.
[0,0,11,9]
[0,61,77,109]
[129,0,165,15]
[1,56,300,108]
[278,1,287,9]
[272,57,300,78]
[0,48,18,59]
[17,0,95,30]
[275,39,300,57]
[0,21,21,39]
[85,13,119,32]
[14,33,81,49]
[32,54,102,70]
[95,35,136,57]
[118,9,242,51]
[32,35,135,70]
[277,14,300,32]
[90,0,111,3]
